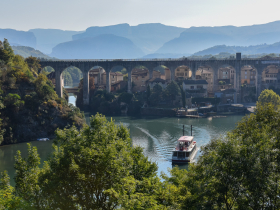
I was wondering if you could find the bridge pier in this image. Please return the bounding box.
[256,68,262,99]
[191,68,196,80]
[83,71,89,105]
[128,70,132,93]
[170,68,175,81]
[149,69,153,79]
[211,66,219,93]
[55,70,63,98]
[106,70,111,93]
[235,56,242,103]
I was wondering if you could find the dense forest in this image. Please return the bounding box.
[0,39,85,145]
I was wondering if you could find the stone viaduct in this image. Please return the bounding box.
[39,53,280,105]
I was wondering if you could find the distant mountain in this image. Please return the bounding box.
[12,46,52,59]
[0,29,36,48]
[156,21,280,54]
[29,29,83,54]
[72,23,185,54]
[193,42,280,56]
[51,34,145,59]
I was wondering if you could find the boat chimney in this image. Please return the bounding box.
[183,125,184,136]
[191,125,193,136]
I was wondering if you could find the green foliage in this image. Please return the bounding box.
[0,171,33,209]
[13,114,161,209]
[25,56,41,76]
[165,81,181,103]
[180,86,186,108]
[0,39,85,146]
[14,144,42,206]
[3,39,14,64]
[149,84,163,106]
[4,93,24,112]
[146,84,151,102]
[121,68,127,74]
[218,80,226,85]
[64,67,83,85]
[42,66,54,74]
[62,70,73,86]
[118,92,133,104]
[257,89,280,110]
[34,74,56,100]
[172,104,280,209]
[89,89,117,114]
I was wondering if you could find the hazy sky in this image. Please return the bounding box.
[1,0,280,31]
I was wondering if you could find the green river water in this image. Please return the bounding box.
[0,94,244,185]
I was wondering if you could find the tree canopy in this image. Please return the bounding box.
[257,89,280,110]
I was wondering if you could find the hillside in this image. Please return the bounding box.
[29,29,83,54]
[156,21,280,55]
[0,29,36,48]
[51,34,145,59]
[11,46,53,59]
[193,42,280,56]
[0,40,85,145]
[72,23,185,54]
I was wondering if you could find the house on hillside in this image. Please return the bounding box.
[111,80,127,92]
[132,69,161,92]
[214,88,236,104]
[183,80,208,98]
[101,72,123,85]
[241,65,256,86]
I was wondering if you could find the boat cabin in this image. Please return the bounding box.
[176,136,194,151]
[173,136,195,160]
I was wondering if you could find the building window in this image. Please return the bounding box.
[245,76,247,79]
[190,86,194,89]
[245,71,247,74]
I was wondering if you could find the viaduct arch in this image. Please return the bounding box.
[39,53,280,105]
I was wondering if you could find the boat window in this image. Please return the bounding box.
[178,152,185,158]
[186,152,189,157]
[173,152,177,157]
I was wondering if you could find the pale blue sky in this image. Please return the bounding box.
[1,0,280,31]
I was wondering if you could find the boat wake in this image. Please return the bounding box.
[135,126,175,161]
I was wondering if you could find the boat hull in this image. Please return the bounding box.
[172,145,197,163]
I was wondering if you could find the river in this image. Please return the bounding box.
[0,94,244,185]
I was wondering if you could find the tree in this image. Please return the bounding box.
[3,39,14,63]
[0,171,33,209]
[0,41,11,64]
[146,84,151,103]
[14,114,160,209]
[165,81,181,105]
[177,104,280,209]
[25,56,41,76]
[180,86,186,108]
[257,89,280,110]
[149,84,163,106]
[118,92,133,104]
[4,93,24,112]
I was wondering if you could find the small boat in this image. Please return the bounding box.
[172,135,197,163]
[37,138,50,141]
